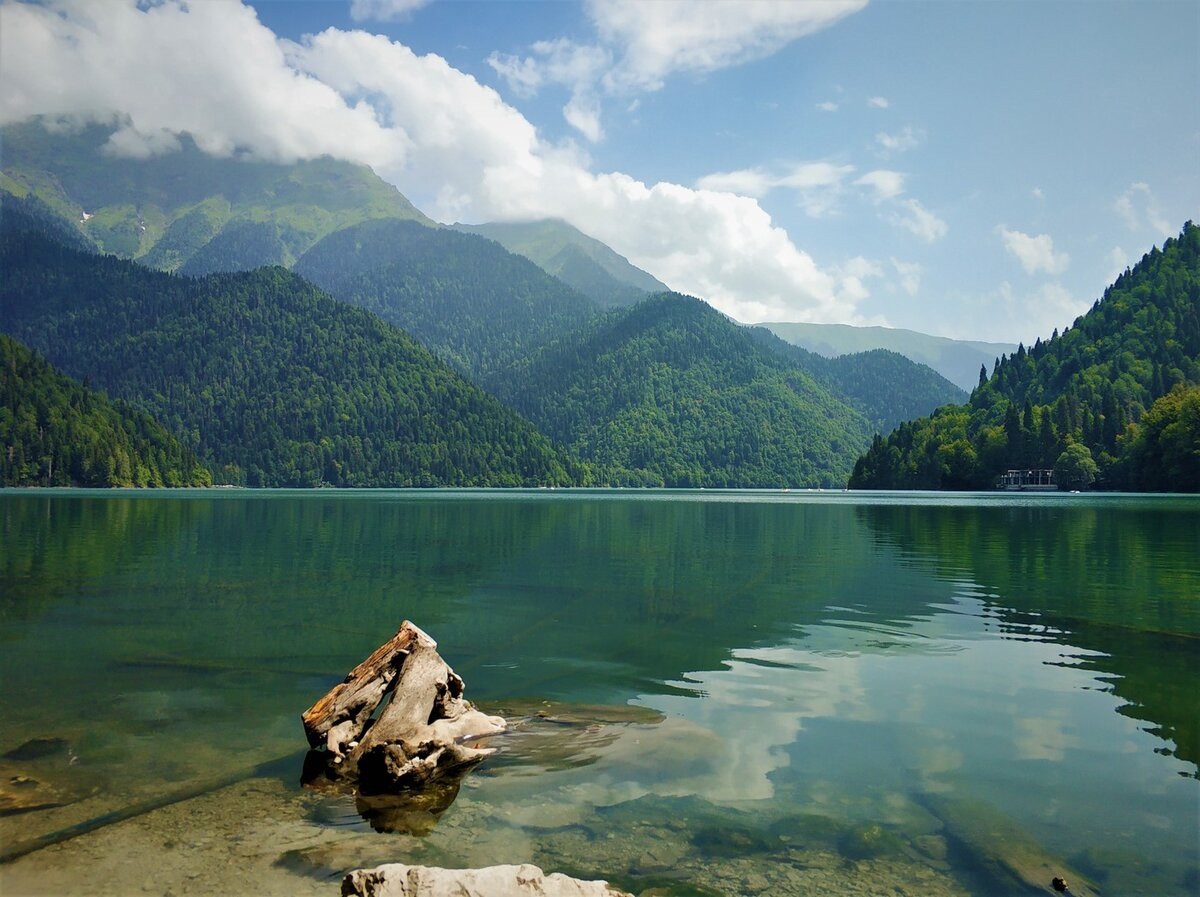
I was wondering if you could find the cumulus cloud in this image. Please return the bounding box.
[349,0,432,23]
[490,0,867,139]
[867,96,889,108]
[997,226,1070,275]
[0,0,872,326]
[1114,182,1172,237]
[875,125,924,155]
[816,101,839,112]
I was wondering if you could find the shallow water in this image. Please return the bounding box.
[1,489,1197,895]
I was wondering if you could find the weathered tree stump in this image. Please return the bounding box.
[301,621,505,797]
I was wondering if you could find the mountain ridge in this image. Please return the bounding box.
[761,321,1018,391]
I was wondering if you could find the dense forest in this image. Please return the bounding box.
[295,218,600,380]
[491,292,876,487]
[452,219,668,307]
[849,222,1200,491]
[0,213,580,488]
[745,327,965,435]
[1,334,211,487]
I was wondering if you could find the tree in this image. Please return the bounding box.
[1054,443,1098,491]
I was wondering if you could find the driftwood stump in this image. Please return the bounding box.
[301,621,505,797]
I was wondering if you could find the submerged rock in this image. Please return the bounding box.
[0,764,70,816]
[2,737,71,762]
[838,822,904,860]
[340,863,632,897]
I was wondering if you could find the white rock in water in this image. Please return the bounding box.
[341,863,632,897]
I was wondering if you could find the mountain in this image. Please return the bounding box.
[849,222,1200,491]
[0,118,433,272]
[294,218,599,380]
[1,334,210,487]
[761,321,1017,392]
[0,209,580,488]
[744,326,966,435]
[490,292,876,488]
[451,219,669,307]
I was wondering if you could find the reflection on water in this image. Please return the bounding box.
[0,490,1197,896]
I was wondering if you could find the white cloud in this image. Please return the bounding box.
[889,198,947,242]
[867,96,889,108]
[875,125,924,154]
[997,226,1070,275]
[936,280,1088,344]
[349,0,432,23]
[0,0,870,326]
[697,161,856,218]
[490,0,867,139]
[694,167,774,198]
[854,169,906,202]
[816,101,839,112]
[1114,182,1173,237]
[589,0,868,92]
[891,258,922,296]
[1031,186,1045,201]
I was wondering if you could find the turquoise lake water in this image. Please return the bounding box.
[1,490,1197,895]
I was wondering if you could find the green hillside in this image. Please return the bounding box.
[1,334,210,487]
[452,219,669,307]
[0,211,580,488]
[762,321,1017,391]
[0,118,432,271]
[294,218,599,380]
[849,222,1200,491]
[491,293,876,488]
[745,326,966,435]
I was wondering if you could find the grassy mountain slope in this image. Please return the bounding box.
[762,321,1017,391]
[491,293,876,487]
[0,211,579,488]
[849,222,1200,491]
[745,326,966,435]
[452,219,669,307]
[1,334,210,487]
[0,118,433,271]
[295,218,600,380]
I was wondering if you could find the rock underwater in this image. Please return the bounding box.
[341,863,633,897]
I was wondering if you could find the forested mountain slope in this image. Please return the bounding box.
[451,219,669,307]
[491,293,876,487]
[744,326,965,435]
[294,218,600,380]
[1,334,210,487]
[762,321,1017,391]
[0,119,432,272]
[849,222,1200,491]
[0,214,579,488]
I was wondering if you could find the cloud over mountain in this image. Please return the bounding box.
[0,0,873,325]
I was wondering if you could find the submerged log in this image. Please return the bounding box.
[301,621,505,796]
[917,793,1099,897]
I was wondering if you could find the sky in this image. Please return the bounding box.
[1,0,1197,343]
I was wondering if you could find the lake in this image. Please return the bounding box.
[1,489,1197,896]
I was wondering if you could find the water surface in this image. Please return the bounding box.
[1,490,1196,895]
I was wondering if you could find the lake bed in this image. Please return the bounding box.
[1,490,1197,895]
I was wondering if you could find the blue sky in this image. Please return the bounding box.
[2,0,1197,343]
